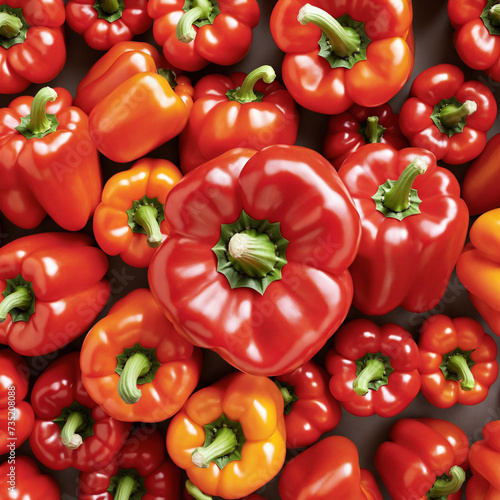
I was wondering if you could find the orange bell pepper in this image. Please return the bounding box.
[166,372,286,499]
[456,208,500,337]
[93,157,182,268]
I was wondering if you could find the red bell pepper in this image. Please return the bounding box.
[323,103,408,169]
[149,146,361,376]
[456,209,500,337]
[0,232,110,356]
[399,63,496,165]
[166,372,286,499]
[0,456,60,499]
[274,360,341,448]
[29,352,131,472]
[462,133,500,215]
[81,288,202,422]
[179,65,299,174]
[0,0,66,94]
[279,436,382,500]
[270,0,413,114]
[448,0,500,81]
[66,0,152,51]
[79,428,181,500]
[375,418,469,500]
[468,421,500,499]
[0,349,34,455]
[0,86,102,230]
[326,318,420,417]
[93,157,183,268]
[148,0,260,72]
[418,315,498,408]
[338,143,469,315]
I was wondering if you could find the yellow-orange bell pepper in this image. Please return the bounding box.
[166,372,286,499]
[456,208,500,337]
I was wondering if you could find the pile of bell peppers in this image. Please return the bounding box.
[1,1,500,499]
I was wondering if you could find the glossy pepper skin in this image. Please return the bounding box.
[456,209,500,337]
[81,288,202,423]
[323,103,408,170]
[448,0,500,81]
[279,436,383,500]
[149,145,361,376]
[167,372,286,499]
[179,66,299,174]
[0,0,66,94]
[29,352,131,472]
[79,428,181,500]
[326,319,421,417]
[338,144,469,316]
[399,64,496,165]
[270,0,413,114]
[418,315,498,409]
[0,233,110,357]
[275,360,341,448]
[94,157,183,268]
[0,456,61,499]
[468,421,500,499]
[88,63,193,163]
[375,418,469,500]
[148,0,260,72]
[0,86,102,231]
[66,0,152,51]
[0,349,34,454]
[462,133,500,215]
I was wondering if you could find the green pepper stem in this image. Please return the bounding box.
[448,355,475,391]
[61,411,86,450]
[100,0,119,14]
[0,12,22,39]
[25,87,58,135]
[278,384,296,407]
[428,466,466,498]
[231,65,276,104]
[176,0,213,43]
[298,3,360,58]
[353,359,385,396]
[117,352,151,404]
[439,100,477,129]
[228,229,277,278]
[185,481,213,500]
[134,205,163,248]
[490,4,500,26]
[191,427,238,468]
[0,286,32,323]
[383,157,427,213]
[364,116,385,143]
[157,68,178,89]
[114,475,137,500]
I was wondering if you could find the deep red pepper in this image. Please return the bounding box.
[274,360,341,448]
[148,0,260,72]
[338,144,469,315]
[0,348,34,455]
[29,352,131,472]
[0,456,61,499]
[66,0,152,51]
[179,66,299,174]
[278,436,383,500]
[418,315,498,408]
[0,232,110,356]
[0,0,66,94]
[326,319,421,417]
[399,63,496,165]
[323,103,408,169]
[79,428,181,500]
[375,418,469,500]
[0,86,102,231]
